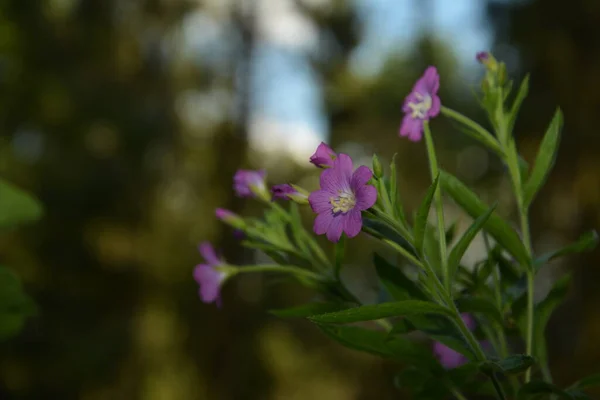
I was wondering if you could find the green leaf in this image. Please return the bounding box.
[534,230,599,271]
[414,175,439,254]
[570,372,600,390]
[455,296,504,327]
[447,204,497,280]
[317,324,442,371]
[480,354,536,375]
[404,314,476,360]
[0,266,37,341]
[0,178,44,230]
[334,236,345,278]
[439,171,530,267]
[518,381,575,399]
[309,300,452,324]
[508,74,530,134]
[269,302,349,318]
[394,367,429,391]
[523,108,563,207]
[362,217,416,258]
[373,253,428,301]
[534,274,571,366]
[423,223,443,275]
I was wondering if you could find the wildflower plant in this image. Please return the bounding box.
[195,53,600,399]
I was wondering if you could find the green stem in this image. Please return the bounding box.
[450,387,469,400]
[334,236,345,281]
[423,122,450,293]
[490,373,507,400]
[236,264,321,280]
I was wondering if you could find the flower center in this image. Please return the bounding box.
[330,191,356,214]
[407,92,432,119]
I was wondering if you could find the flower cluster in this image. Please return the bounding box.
[190,54,598,400]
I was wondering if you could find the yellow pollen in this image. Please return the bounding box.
[330,192,356,213]
[407,92,432,119]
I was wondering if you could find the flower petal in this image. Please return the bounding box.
[314,212,333,235]
[355,184,377,210]
[194,264,224,304]
[429,94,441,118]
[433,342,467,369]
[309,190,333,214]
[343,209,363,238]
[326,214,344,242]
[319,160,351,193]
[414,66,439,96]
[399,115,423,142]
[198,242,220,266]
[350,166,373,190]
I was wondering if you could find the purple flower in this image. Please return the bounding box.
[193,242,226,305]
[309,142,337,168]
[271,184,297,201]
[399,66,441,142]
[215,208,235,221]
[215,208,245,229]
[433,313,476,369]
[476,51,490,63]
[234,169,266,198]
[308,153,377,242]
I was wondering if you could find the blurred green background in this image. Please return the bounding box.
[0,0,599,399]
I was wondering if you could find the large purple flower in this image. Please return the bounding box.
[308,153,377,242]
[309,142,337,168]
[399,66,441,142]
[433,313,476,369]
[193,242,226,305]
[233,169,266,198]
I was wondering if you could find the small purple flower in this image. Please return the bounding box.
[309,142,337,168]
[193,242,226,305]
[271,184,297,201]
[308,153,377,242]
[234,169,266,198]
[476,51,490,63]
[215,208,235,221]
[215,208,245,229]
[433,313,476,369]
[399,66,441,142]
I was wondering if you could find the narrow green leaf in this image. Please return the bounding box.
[362,217,416,258]
[570,372,600,390]
[523,108,563,207]
[508,75,530,134]
[423,223,443,275]
[404,314,476,360]
[518,381,575,399]
[269,302,349,318]
[440,170,530,267]
[309,300,452,324]
[534,230,599,271]
[414,175,440,254]
[317,324,442,371]
[0,178,44,230]
[448,204,497,280]
[534,274,571,366]
[480,354,536,375]
[373,253,428,301]
[455,296,504,327]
